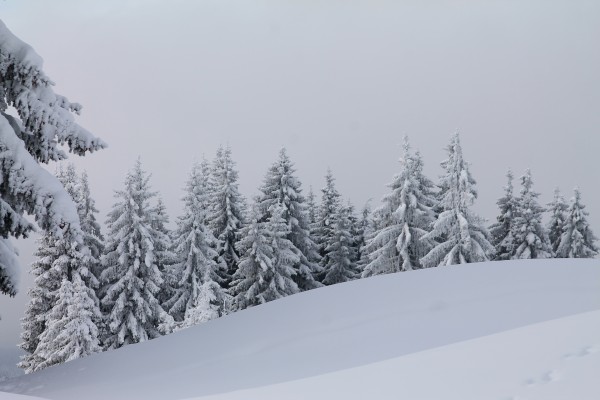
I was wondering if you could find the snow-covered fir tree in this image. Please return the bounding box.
[364,137,436,275]
[100,160,167,349]
[306,187,318,227]
[510,169,551,259]
[230,205,299,310]
[547,188,568,257]
[19,166,101,372]
[489,170,518,261]
[0,19,105,296]
[321,204,359,285]
[209,145,246,287]
[29,275,102,372]
[314,169,342,281]
[150,197,176,306]
[162,163,227,328]
[421,133,493,267]
[556,188,598,258]
[355,202,373,269]
[256,148,321,291]
[78,171,105,280]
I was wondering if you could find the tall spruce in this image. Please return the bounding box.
[322,204,359,285]
[150,197,176,306]
[209,145,246,287]
[163,163,227,328]
[256,148,321,290]
[314,169,342,281]
[556,188,598,258]
[355,202,373,270]
[231,205,299,310]
[100,160,167,349]
[489,170,518,261]
[421,133,493,267]
[511,169,551,259]
[364,137,436,275]
[547,188,568,256]
[79,171,105,280]
[19,166,101,372]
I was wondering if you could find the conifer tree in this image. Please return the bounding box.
[100,160,167,349]
[306,187,318,227]
[19,166,101,372]
[511,169,551,259]
[79,171,105,280]
[163,163,227,327]
[355,202,373,270]
[314,169,342,279]
[421,133,493,267]
[364,137,436,275]
[29,275,101,372]
[150,197,176,306]
[322,204,359,285]
[231,205,299,310]
[0,20,105,295]
[209,145,246,287]
[547,188,568,256]
[489,170,517,261]
[256,148,321,290]
[556,188,598,258]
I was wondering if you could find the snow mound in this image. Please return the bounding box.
[1,259,599,400]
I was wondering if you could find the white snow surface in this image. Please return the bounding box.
[1,259,599,400]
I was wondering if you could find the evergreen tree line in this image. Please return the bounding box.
[19,135,598,373]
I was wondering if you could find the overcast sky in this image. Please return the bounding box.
[1,0,599,346]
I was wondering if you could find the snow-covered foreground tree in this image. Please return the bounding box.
[231,205,299,310]
[29,275,102,372]
[489,170,517,261]
[100,160,167,349]
[421,133,493,267]
[0,19,105,295]
[256,148,322,291]
[511,169,551,259]
[556,188,598,258]
[19,166,102,373]
[162,163,227,331]
[364,138,436,275]
[209,145,246,287]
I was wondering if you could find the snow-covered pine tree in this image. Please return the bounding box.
[355,202,373,270]
[556,188,598,258]
[209,145,246,287]
[322,204,359,285]
[29,274,102,372]
[314,169,342,281]
[364,137,436,275]
[547,187,568,257]
[0,19,105,296]
[421,133,493,267]
[79,171,104,280]
[510,169,551,259]
[150,197,176,306]
[18,234,60,372]
[489,170,517,261]
[162,163,227,328]
[230,205,299,310]
[100,160,167,349]
[19,166,101,372]
[256,148,321,291]
[306,187,318,227]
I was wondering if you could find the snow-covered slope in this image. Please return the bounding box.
[1,259,599,400]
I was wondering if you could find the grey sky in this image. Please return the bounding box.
[1,0,599,346]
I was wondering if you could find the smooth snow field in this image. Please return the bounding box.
[1,259,599,400]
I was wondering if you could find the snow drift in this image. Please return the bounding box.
[1,259,599,400]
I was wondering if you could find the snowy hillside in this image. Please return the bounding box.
[1,259,599,400]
